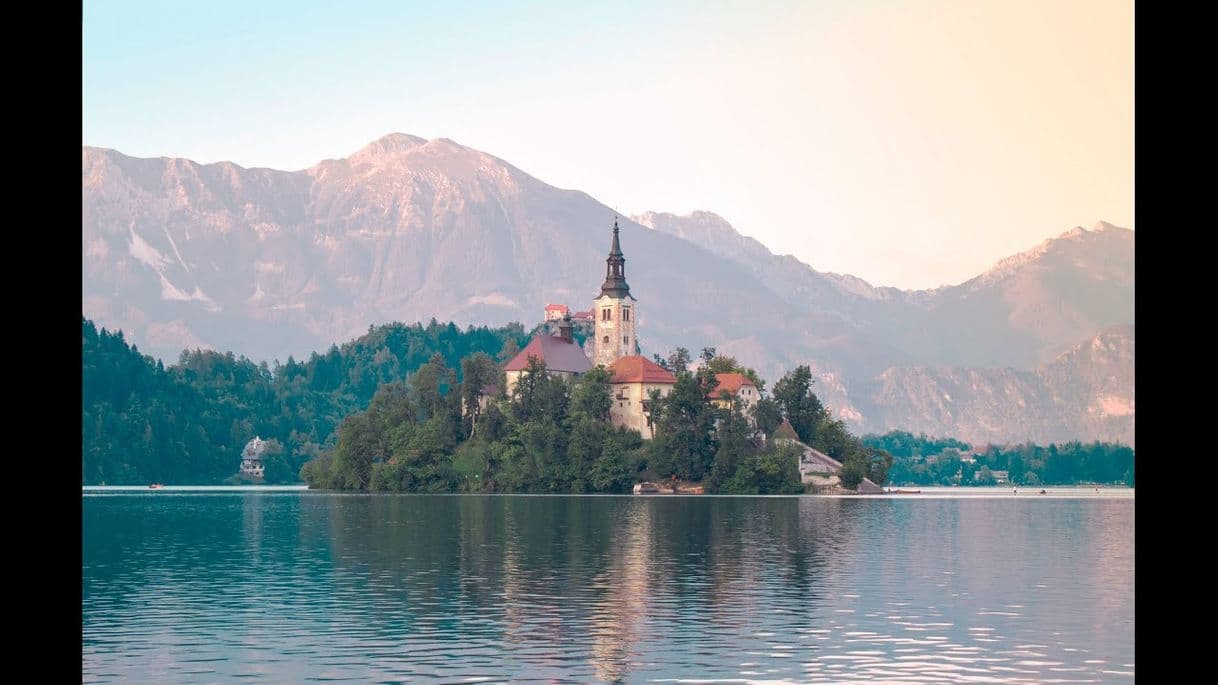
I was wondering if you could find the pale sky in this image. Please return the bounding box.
[83,0,1132,289]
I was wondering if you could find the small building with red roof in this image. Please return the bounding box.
[708,372,759,414]
[503,319,593,397]
[544,303,570,321]
[608,355,677,439]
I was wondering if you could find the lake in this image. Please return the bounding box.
[82,490,1134,682]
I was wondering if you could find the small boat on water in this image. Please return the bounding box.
[149,483,164,490]
[633,482,661,495]
[890,489,921,494]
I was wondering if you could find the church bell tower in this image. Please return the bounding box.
[592,218,638,367]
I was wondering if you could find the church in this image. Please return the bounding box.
[502,218,677,437]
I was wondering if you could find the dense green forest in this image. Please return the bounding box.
[300,347,892,494]
[863,431,1135,487]
[82,318,529,484]
[83,317,1133,491]
[81,318,888,493]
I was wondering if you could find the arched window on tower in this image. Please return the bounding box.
[603,335,609,344]
[623,307,630,321]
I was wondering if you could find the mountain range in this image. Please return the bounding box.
[82,133,1134,445]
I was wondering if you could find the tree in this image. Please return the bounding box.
[397,414,458,491]
[707,355,738,375]
[865,447,893,486]
[82,316,522,485]
[258,438,293,483]
[590,431,639,493]
[772,365,825,445]
[708,355,767,394]
[410,353,455,422]
[707,403,750,492]
[367,381,414,450]
[975,466,996,486]
[570,366,612,421]
[498,339,521,363]
[461,352,503,435]
[667,347,691,375]
[511,357,570,424]
[452,439,492,492]
[329,412,380,490]
[648,369,717,481]
[1009,454,1026,484]
[299,452,333,488]
[752,397,782,437]
[754,443,804,494]
[721,442,802,495]
[565,415,605,492]
[839,456,867,490]
[811,418,854,463]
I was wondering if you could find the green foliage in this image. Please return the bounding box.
[863,430,1135,486]
[82,317,527,485]
[511,357,570,424]
[298,452,333,488]
[305,340,655,494]
[707,355,767,394]
[88,316,962,496]
[772,365,825,445]
[329,412,379,490]
[451,438,492,491]
[721,443,803,495]
[589,433,636,493]
[666,347,691,375]
[707,403,750,492]
[865,447,894,487]
[570,366,612,421]
[862,430,971,461]
[460,352,504,437]
[752,397,782,436]
[646,367,718,481]
[839,456,867,490]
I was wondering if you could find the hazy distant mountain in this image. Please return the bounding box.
[859,325,1134,446]
[636,211,1134,369]
[82,133,1133,444]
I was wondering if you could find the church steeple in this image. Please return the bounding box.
[591,216,638,368]
[600,217,631,298]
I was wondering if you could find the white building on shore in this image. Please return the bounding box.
[239,437,266,480]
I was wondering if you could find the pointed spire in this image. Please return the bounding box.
[600,216,631,298]
[610,216,622,257]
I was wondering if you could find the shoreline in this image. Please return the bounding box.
[83,484,1134,499]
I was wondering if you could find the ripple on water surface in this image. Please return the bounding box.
[83,492,1134,682]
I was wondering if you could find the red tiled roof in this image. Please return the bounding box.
[544,303,569,312]
[772,419,800,441]
[503,334,594,373]
[708,372,755,397]
[572,310,593,320]
[609,355,677,384]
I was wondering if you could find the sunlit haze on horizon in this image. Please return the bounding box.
[82,0,1132,289]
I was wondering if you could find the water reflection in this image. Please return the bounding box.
[83,494,1134,682]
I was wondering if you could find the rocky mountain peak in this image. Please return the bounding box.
[352,132,428,158]
[81,134,1134,445]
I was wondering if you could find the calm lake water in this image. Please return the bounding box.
[82,490,1134,683]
